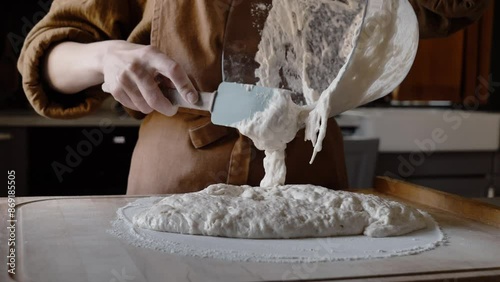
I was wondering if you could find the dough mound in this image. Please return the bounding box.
[133,184,427,239]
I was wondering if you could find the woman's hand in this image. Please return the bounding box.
[100,41,198,116]
[43,40,198,116]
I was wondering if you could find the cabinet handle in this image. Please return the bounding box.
[113,136,126,144]
[0,133,13,141]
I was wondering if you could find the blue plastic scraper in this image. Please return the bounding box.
[162,82,281,127]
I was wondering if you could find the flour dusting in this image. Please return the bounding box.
[109,196,445,263]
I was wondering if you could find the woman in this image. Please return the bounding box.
[18,0,491,195]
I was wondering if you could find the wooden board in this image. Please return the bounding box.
[0,178,499,282]
[373,177,500,228]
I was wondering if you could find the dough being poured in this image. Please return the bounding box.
[133,184,427,238]
[235,92,305,187]
[233,0,365,187]
[234,0,415,188]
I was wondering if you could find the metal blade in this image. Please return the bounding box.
[211,82,292,126]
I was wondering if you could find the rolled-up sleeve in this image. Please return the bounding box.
[17,0,141,119]
[409,0,492,38]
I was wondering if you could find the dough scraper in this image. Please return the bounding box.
[161,0,304,127]
[162,82,300,127]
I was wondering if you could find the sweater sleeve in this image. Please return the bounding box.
[17,0,143,119]
[409,0,492,38]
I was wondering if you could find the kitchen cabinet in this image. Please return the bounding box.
[0,127,28,196]
[375,152,495,197]
[494,152,500,196]
[26,126,138,196]
[339,108,500,197]
[394,2,495,104]
[1,124,139,197]
[343,138,379,189]
[495,177,500,196]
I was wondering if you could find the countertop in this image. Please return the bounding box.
[343,108,500,152]
[0,98,142,127]
[3,107,500,153]
[0,108,361,128]
[0,109,142,127]
[476,197,500,207]
[1,194,500,282]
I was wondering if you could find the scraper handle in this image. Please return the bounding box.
[161,88,216,113]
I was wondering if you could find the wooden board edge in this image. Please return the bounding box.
[374,176,500,228]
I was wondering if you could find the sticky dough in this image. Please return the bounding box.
[133,184,427,239]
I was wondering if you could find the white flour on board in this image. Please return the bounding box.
[109,195,446,263]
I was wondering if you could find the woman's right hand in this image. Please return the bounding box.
[43,40,199,116]
[100,41,198,116]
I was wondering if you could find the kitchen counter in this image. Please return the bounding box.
[0,98,142,127]
[342,107,500,152]
[6,106,499,149]
[340,108,500,197]
[477,197,500,207]
[0,109,142,127]
[0,107,361,128]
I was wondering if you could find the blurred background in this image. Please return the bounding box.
[1,1,499,198]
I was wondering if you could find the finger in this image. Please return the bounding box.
[113,88,140,111]
[154,74,175,89]
[102,83,111,93]
[150,55,199,105]
[130,70,178,117]
[117,72,154,114]
[102,82,138,111]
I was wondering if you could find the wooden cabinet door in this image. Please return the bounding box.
[395,3,495,104]
[395,32,465,102]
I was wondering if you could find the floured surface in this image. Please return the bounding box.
[133,184,427,239]
[111,195,444,263]
[12,196,500,282]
